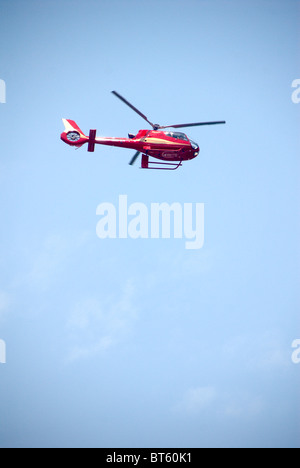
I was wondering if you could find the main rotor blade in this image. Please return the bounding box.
[112,91,156,129]
[129,151,140,166]
[159,121,226,129]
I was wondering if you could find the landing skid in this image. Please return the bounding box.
[141,154,183,171]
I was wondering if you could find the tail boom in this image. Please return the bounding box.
[61,119,138,152]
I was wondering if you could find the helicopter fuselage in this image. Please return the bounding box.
[61,124,199,162]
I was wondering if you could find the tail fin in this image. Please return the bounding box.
[61,119,89,147]
[62,119,86,136]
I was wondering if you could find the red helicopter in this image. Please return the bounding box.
[60,91,226,170]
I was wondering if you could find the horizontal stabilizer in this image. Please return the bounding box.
[88,129,97,152]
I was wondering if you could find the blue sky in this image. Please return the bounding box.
[0,0,299,448]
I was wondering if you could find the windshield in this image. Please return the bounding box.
[164,131,189,141]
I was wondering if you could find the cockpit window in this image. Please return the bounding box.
[164,131,189,141]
